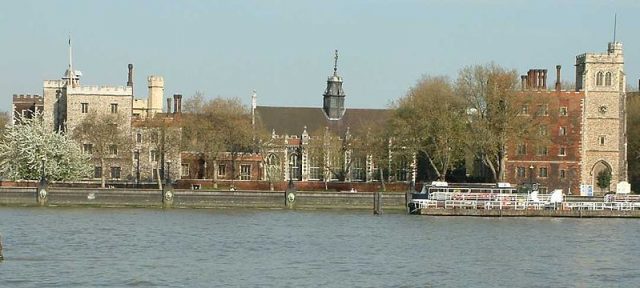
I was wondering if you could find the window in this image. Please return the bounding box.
[516,167,526,178]
[150,150,159,162]
[110,166,121,179]
[538,126,548,136]
[520,104,529,115]
[111,103,118,113]
[537,146,548,156]
[559,107,568,116]
[240,164,251,180]
[181,164,189,177]
[605,72,612,86]
[560,169,566,178]
[596,71,604,86]
[94,167,102,178]
[218,164,226,177]
[559,147,566,156]
[136,133,142,143]
[538,167,548,178]
[81,103,88,113]
[133,151,139,160]
[352,158,365,181]
[109,145,118,156]
[559,126,567,136]
[516,143,527,155]
[598,135,606,146]
[309,155,322,181]
[536,104,549,116]
[289,154,300,180]
[83,143,93,154]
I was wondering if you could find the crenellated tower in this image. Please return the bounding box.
[576,41,626,193]
[147,76,164,117]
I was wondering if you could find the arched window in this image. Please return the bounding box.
[267,154,279,166]
[289,154,300,180]
[605,72,612,86]
[596,71,604,86]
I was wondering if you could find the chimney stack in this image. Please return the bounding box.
[173,94,182,114]
[166,98,172,114]
[521,75,527,91]
[527,70,533,89]
[541,69,547,89]
[555,65,562,91]
[127,64,133,87]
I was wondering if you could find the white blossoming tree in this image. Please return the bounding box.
[0,111,91,181]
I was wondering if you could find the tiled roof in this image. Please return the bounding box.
[255,106,389,136]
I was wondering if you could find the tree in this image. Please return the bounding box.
[182,93,253,186]
[626,93,640,192]
[253,128,283,191]
[597,170,612,193]
[0,111,91,181]
[389,75,466,181]
[456,63,537,182]
[73,112,132,187]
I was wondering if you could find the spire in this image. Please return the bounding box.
[333,49,339,76]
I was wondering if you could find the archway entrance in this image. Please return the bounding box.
[591,161,612,195]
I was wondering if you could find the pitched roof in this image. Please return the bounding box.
[255,106,389,136]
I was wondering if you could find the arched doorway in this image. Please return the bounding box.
[591,160,612,195]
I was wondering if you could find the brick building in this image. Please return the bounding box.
[505,42,628,195]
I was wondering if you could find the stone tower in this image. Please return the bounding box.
[575,42,626,193]
[323,50,346,120]
[147,76,164,117]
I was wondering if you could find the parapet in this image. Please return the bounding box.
[148,76,164,87]
[43,80,65,88]
[66,85,133,96]
[13,94,44,103]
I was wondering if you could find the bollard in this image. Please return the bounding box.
[373,192,382,215]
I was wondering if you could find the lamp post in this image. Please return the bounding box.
[135,149,140,187]
[40,156,46,183]
[166,160,172,185]
[529,165,534,192]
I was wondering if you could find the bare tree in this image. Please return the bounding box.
[456,63,537,182]
[627,93,640,192]
[181,94,253,187]
[389,75,466,181]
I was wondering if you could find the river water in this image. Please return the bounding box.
[0,207,639,287]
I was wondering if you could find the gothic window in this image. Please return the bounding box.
[596,71,604,86]
[351,157,365,181]
[289,154,300,180]
[605,72,612,86]
[81,103,88,113]
[136,133,142,143]
[309,155,322,181]
[111,103,118,113]
[150,150,159,162]
[181,164,189,177]
[598,135,606,146]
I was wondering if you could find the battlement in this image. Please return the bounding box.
[43,80,65,88]
[13,94,44,105]
[67,85,133,96]
[148,76,164,86]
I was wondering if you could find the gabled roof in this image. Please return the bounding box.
[255,106,389,137]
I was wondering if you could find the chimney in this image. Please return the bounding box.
[527,70,533,89]
[542,69,547,89]
[521,75,527,91]
[127,64,133,87]
[534,70,540,89]
[174,94,182,113]
[173,94,182,114]
[166,98,172,114]
[555,65,562,91]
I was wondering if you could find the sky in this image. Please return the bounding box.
[1,0,639,112]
